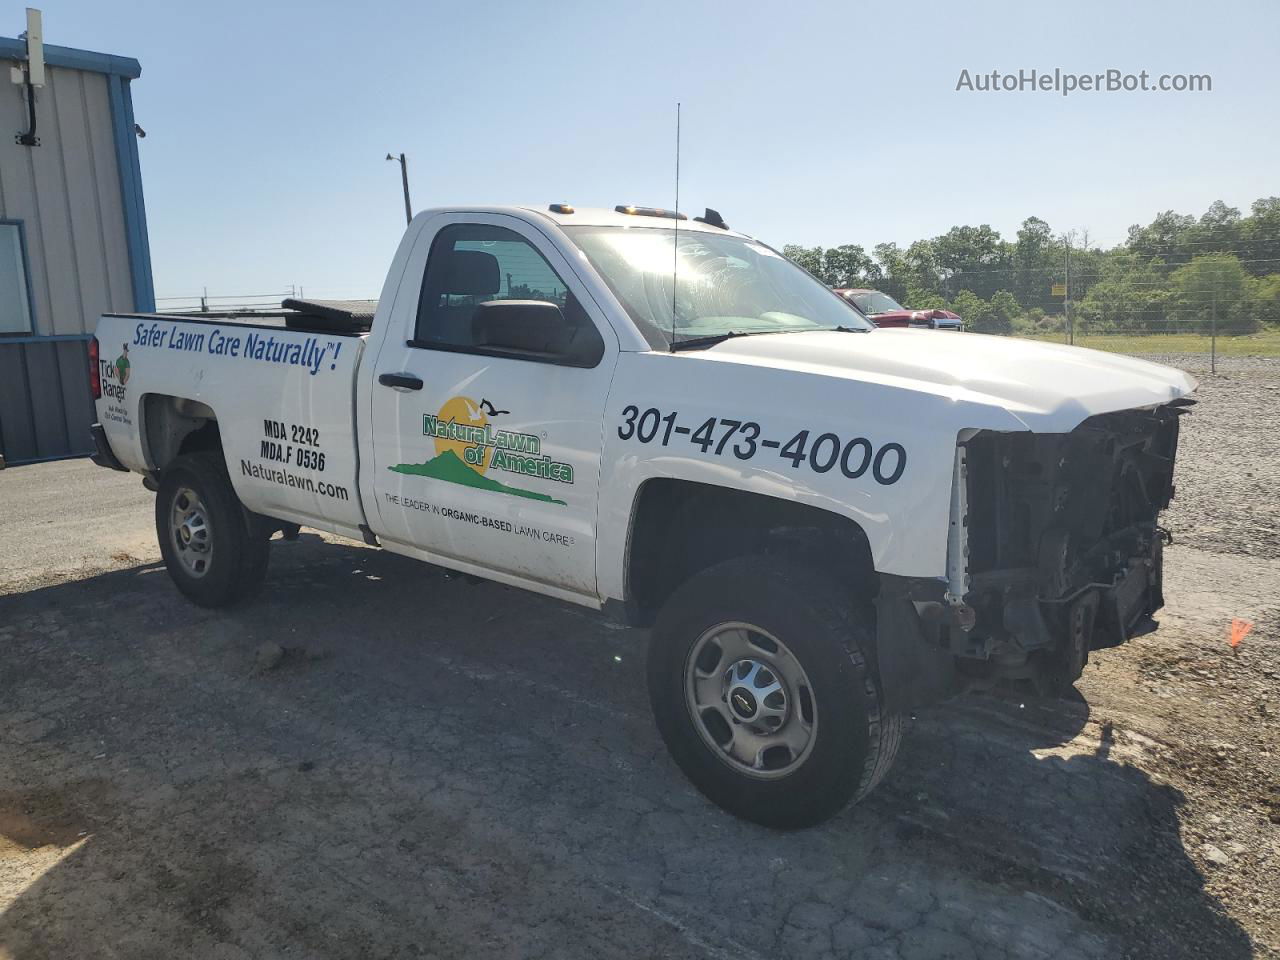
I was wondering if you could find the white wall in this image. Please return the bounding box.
[0,63,135,336]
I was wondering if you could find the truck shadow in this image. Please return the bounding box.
[0,542,1257,959]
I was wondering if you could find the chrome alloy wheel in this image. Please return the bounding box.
[170,486,213,578]
[684,622,818,779]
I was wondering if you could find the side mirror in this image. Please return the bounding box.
[471,299,573,357]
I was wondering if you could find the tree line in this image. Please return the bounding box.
[783,197,1280,335]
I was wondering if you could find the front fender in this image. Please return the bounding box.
[595,351,1021,602]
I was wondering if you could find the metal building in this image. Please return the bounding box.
[0,14,153,467]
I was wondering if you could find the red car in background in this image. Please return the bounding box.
[835,288,963,330]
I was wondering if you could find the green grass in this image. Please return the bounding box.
[1017,328,1280,357]
[390,449,566,505]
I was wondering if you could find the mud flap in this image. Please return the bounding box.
[1094,536,1164,650]
[1031,590,1099,696]
[874,580,959,715]
[89,422,128,472]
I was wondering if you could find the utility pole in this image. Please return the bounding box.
[1064,236,1072,345]
[1211,291,1217,375]
[386,152,412,225]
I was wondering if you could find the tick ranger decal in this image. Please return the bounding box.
[98,343,134,426]
[114,344,131,385]
[617,404,907,485]
[99,343,131,400]
[390,396,574,505]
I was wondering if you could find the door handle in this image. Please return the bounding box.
[378,372,424,391]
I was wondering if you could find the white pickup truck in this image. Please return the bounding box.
[89,204,1195,827]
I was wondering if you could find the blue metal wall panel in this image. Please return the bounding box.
[0,337,92,464]
[0,342,37,462]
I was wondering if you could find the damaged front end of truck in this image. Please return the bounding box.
[878,398,1192,707]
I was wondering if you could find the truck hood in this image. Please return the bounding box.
[698,329,1197,432]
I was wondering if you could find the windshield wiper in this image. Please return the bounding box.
[672,326,868,350]
[670,330,762,352]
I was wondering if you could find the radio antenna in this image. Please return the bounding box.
[670,102,680,351]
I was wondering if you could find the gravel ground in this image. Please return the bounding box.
[0,352,1276,959]
[1144,355,1280,561]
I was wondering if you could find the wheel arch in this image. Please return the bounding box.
[618,477,877,626]
[140,393,222,473]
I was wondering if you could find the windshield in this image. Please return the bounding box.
[563,226,872,344]
[850,291,905,314]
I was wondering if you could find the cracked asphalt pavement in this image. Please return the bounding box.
[1,355,1277,959]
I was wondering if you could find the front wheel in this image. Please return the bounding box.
[647,555,901,828]
[156,451,270,608]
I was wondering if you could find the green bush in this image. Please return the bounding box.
[1252,274,1280,321]
[949,290,986,330]
[906,289,948,311]
[956,289,1019,335]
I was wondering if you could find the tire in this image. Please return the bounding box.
[156,451,270,608]
[647,554,901,828]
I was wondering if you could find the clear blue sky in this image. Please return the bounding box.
[15,0,1280,299]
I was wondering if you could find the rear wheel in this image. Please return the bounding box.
[156,452,270,607]
[647,555,901,828]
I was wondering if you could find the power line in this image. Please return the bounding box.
[879,256,1280,281]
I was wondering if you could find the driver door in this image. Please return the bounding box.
[368,214,617,600]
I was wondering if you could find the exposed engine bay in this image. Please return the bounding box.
[878,399,1192,704]
[952,399,1190,693]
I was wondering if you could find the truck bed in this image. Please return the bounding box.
[94,307,370,542]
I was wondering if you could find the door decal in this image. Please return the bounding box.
[390,395,573,505]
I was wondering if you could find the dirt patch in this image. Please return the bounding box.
[0,782,110,851]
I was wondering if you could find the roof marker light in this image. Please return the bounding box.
[549,204,575,214]
[614,205,687,221]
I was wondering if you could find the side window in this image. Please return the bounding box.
[0,222,34,335]
[413,223,603,366]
